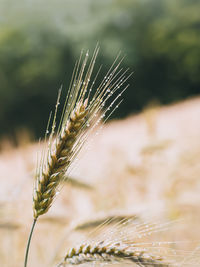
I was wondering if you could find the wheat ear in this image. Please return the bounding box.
[57,243,170,266]
[33,47,130,220]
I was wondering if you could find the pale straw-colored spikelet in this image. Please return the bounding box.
[57,242,170,266]
[33,45,131,219]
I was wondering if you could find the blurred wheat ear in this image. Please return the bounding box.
[57,242,169,266]
[24,45,131,267]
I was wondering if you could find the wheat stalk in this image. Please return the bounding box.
[57,242,170,266]
[24,46,131,267]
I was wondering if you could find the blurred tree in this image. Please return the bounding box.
[0,0,199,140]
[0,26,74,138]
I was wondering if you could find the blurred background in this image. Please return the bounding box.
[1,1,200,266]
[0,0,200,143]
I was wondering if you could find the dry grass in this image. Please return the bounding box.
[0,96,200,266]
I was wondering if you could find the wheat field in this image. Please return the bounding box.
[1,96,200,266]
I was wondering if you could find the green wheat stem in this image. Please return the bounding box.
[24,219,37,267]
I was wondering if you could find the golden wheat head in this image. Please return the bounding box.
[33,46,131,219]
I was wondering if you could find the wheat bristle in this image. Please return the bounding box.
[74,215,138,231]
[58,243,170,266]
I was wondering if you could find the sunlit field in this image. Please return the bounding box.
[1,96,200,267]
[1,0,200,266]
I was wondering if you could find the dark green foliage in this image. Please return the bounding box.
[0,0,200,139]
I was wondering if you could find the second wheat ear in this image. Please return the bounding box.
[58,242,169,266]
[24,46,131,267]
